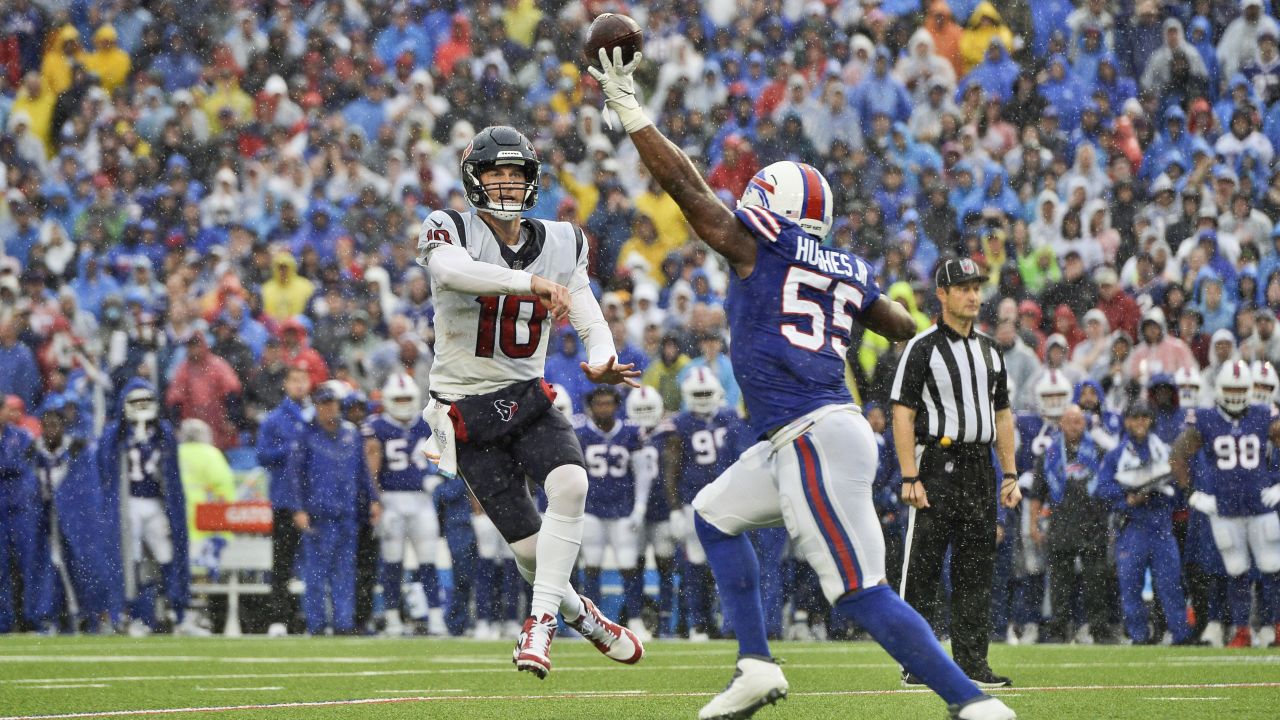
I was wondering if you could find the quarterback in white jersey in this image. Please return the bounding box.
[415,125,642,678]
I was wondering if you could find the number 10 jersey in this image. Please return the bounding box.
[418,208,588,397]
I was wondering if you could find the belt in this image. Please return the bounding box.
[922,436,992,451]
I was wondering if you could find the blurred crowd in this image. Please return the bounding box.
[2,0,1280,643]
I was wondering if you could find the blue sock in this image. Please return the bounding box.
[381,562,403,612]
[584,568,603,607]
[835,585,980,706]
[416,565,440,608]
[1228,575,1252,628]
[623,570,644,620]
[695,513,770,658]
[475,560,496,621]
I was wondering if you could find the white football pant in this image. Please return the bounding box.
[1209,513,1280,577]
[693,405,884,603]
[580,515,639,568]
[128,496,173,564]
[378,490,440,564]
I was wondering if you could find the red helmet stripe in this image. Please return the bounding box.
[797,163,825,222]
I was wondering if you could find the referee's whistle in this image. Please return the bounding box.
[940,436,953,448]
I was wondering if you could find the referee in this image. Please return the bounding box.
[889,258,1022,688]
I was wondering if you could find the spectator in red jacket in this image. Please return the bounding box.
[707,135,761,198]
[165,332,243,450]
[1095,265,1140,340]
[280,317,329,389]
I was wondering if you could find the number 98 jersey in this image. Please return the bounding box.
[662,409,750,504]
[727,206,881,437]
[417,208,589,397]
[1191,405,1275,517]
[362,414,436,492]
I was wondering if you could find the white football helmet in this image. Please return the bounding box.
[1034,370,1073,419]
[1249,360,1278,405]
[382,372,421,422]
[625,386,665,430]
[681,367,724,416]
[550,383,573,417]
[124,386,158,424]
[1215,360,1253,415]
[738,161,834,239]
[1174,366,1203,407]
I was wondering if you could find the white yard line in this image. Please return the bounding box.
[24,685,110,690]
[1141,697,1227,701]
[0,682,1277,719]
[3,655,1274,687]
[193,688,283,693]
[0,656,391,665]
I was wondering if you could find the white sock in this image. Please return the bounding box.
[513,537,586,620]
[529,464,587,619]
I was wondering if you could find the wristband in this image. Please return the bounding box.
[1002,472,1018,483]
[901,476,919,484]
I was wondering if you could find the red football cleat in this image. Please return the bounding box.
[1226,626,1252,648]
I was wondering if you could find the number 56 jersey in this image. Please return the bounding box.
[362,414,436,492]
[728,205,881,436]
[417,208,589,396]
[1191,405,1276,517]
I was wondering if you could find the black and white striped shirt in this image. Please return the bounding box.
[889,322,1009,445]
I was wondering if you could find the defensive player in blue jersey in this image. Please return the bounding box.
[363,373,446,636]
[624,386,674,637]
[1007,370,1072,642]
[591,48,1015,720]
[575,386,654,641]
[1173,361,1280,648]
[660,368,748,640]
[98,379,196,635]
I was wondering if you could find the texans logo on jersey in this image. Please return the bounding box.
[494,399,518,422]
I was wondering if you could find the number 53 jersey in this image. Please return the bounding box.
[727,206,881,437]
[1191,405,1276,517]
[418,208,588,396]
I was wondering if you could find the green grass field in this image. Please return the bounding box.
[0,637,1277,719]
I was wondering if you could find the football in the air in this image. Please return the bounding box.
[584,13,643,66]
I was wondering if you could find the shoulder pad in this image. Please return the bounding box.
[418,209,469,256]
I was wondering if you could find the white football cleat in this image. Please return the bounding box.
[626,617,653,643]
[699,656,788,720]
[1020,623,1038,644]
[688,629,711,642]
[175,614,212,637]
[266,622,288,638]
[565,595,644,664]
[427,607,447,636]
[512,613,557,678]
[384,610,405,637]
[472,620,499,640]
[128,619,152,637]
[949,696,1017,720]
[1202,620,1225,647]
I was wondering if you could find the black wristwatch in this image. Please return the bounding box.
[1002,472,1018,482]
[902,476,919,484]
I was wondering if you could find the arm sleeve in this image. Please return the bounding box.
[567,237,616,367]
[889,336,927,410]
[427,242,534,296]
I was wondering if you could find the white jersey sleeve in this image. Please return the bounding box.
[567,233,617,366]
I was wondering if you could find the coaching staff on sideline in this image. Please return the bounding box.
[889,258,1022,688]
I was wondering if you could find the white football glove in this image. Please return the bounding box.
[424,474,443,495]
[1261,483,1280,509]
[1188,490,1219,516]
[587,47,652,133]
[667,508,688,540]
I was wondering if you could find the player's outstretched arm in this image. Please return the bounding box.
[862,296,918,342]
[589,49,755,275]
[1170,426,1202,490]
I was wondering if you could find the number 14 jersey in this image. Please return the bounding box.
[1191,405,1276,517]
[727,206,882,436]
[418,208,588,396]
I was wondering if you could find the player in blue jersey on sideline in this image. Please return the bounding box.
[591,47,1016,720]
[1173,361,1280,648]
[660,368,748,640]
[624,386,674,637]
[575,386,654,640]
[363,373,446,636]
